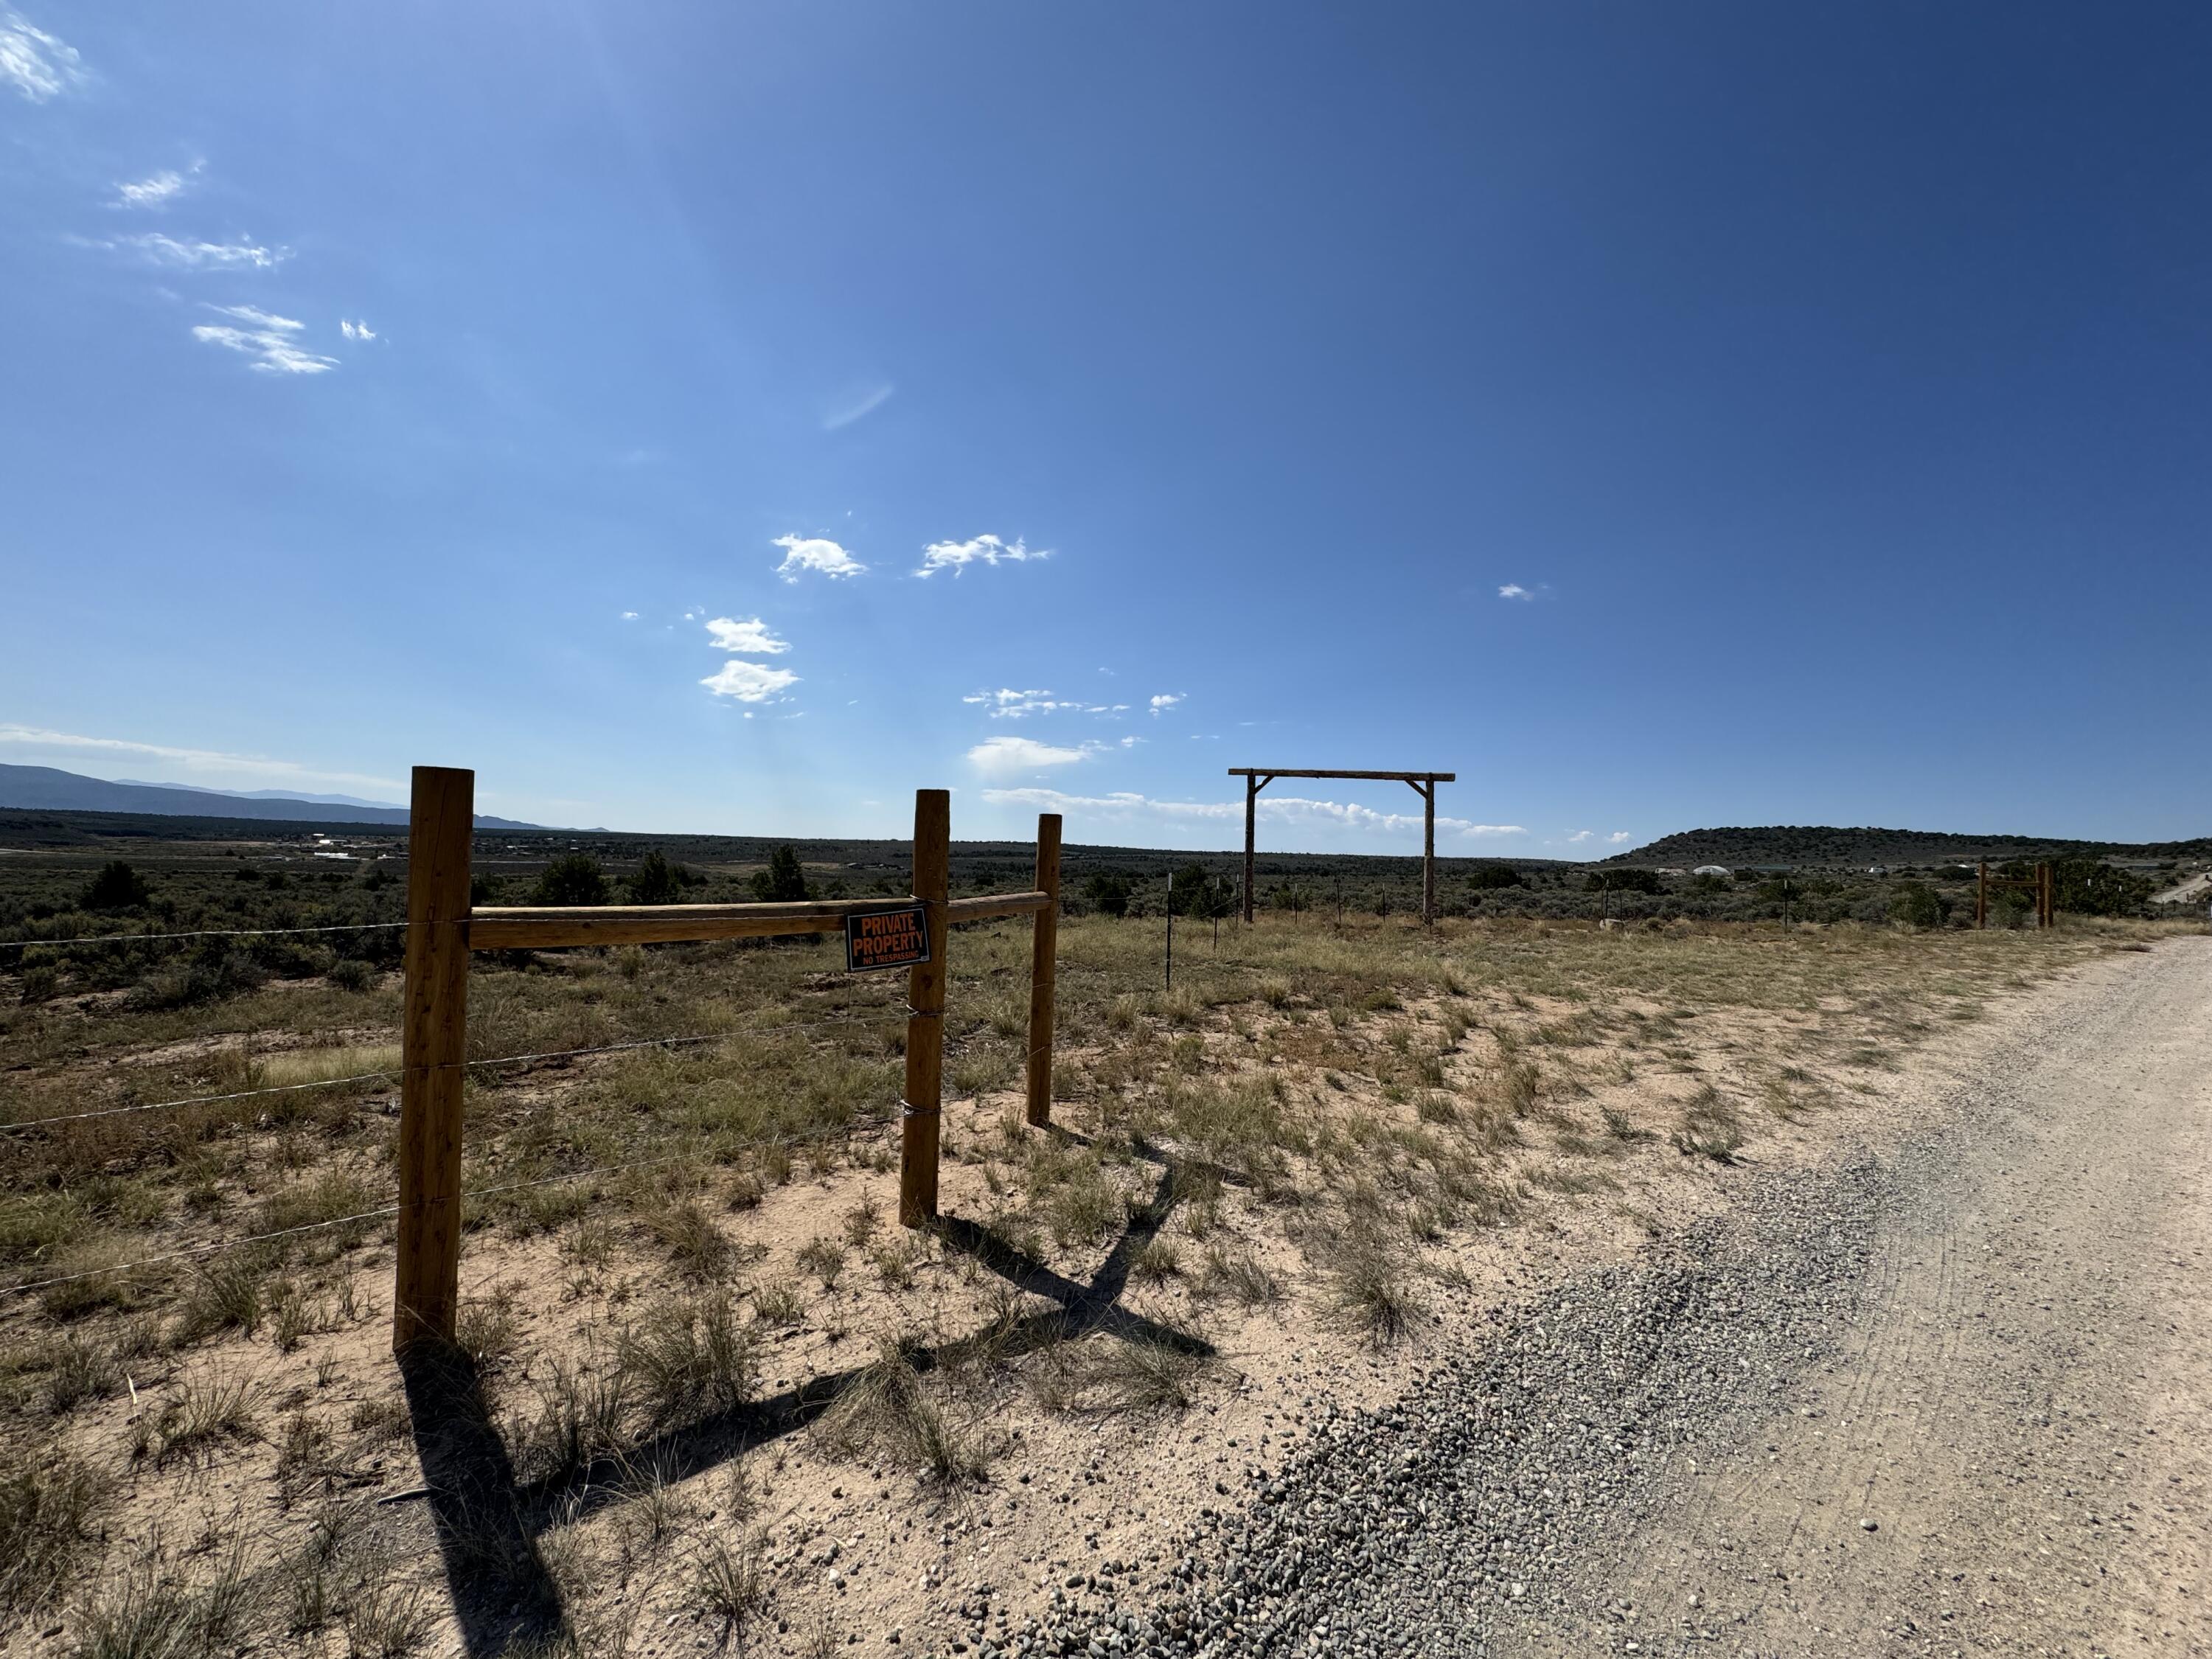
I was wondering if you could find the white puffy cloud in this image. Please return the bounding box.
[700,661,799,703]
[977,787,1523,840]
[121,232,285,270]
[1566,830,1592,844]
[0,7,84,101]
[620,611,639,621]
[112,166,198,209]
[340,319,376,341]
[1149,693,1184,716]
[916,534,1046,578]
[1607,830,1632,844]
[773,535,866,582]
[964,736,1095,776]
[1498,583,1533,601]
[705,616,790,655]
[190,306,337,375]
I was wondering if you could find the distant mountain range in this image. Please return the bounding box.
[1609,824,2211,868]
[111,779,405,810]
[0,765,543,830]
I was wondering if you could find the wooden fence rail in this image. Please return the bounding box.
[393,765,1062,1353]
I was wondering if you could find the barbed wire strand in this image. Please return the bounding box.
[0,921,409,951]
[0,1007,911,1134]
[1,1113,902,1301]
[0,1204,404,1299]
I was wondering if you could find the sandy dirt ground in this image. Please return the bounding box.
[1518,938,2212,1658]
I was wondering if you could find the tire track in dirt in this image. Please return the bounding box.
[1532,938,2212,1657]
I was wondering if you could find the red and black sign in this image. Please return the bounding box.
[845,904,931,973]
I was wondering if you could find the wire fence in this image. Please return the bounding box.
[0,902,1094,1307]
[0,919,408,951]
[0,1016,914,1137]
[1,1110,904,1301]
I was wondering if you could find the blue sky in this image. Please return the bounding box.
[4,2,2208,854]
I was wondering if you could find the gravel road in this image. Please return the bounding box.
[1026,938,2212,1659]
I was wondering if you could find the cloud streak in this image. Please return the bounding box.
[978,786,1523,839]
[121,232,286,270]
[0,723,399,792]
[962,689,1127,720]
[823,382,894,431]
[0,7,84,102]
[773,535,866,582]
[191,306,337,375]
[965,736,1097,776]
[916,534,1046,578]
[112,165,198,209]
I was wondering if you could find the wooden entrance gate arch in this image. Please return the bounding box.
[1228,768,1456,925]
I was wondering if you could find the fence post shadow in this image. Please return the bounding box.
[495,1161,1213,1544]
[397,1343,566,1658]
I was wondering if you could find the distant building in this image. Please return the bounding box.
[1691,865,1731,877]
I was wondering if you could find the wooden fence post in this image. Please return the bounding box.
[1025,813,1061,1127]
[1420,780,1436,925]
[394,766,474,1352]
[900,789,950,1226]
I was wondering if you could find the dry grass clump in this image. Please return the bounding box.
[0,1448,106,1615]
[1032,1331,1212,1414]
[619,1290,757,1430]
[820,1340,987,1484]
[139,1367,257,1465]
[509,1355,632,1484]
[687,1531,770,1646]
[72,1538,256,1659]
[1195,1242,1280,1307]
[1672,1083,1745,1163]
[1330,1233,1424,1348]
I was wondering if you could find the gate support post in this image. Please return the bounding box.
[1242,775,1258,924]
[394,765,473,1352]
[1420,779,1436,925]
[900,790,950,1226]
[1025,813,1061,1127]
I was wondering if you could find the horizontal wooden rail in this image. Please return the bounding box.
[471,898,905,950]
[948,890,1051,923]
[469,890,1054,950]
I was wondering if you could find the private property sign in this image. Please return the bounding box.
[845,903,931,973]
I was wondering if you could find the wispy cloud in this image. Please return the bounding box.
[823,382,894,431]
[964,736,1099,776]
[620,611,639,621]
[111,164,200,209]
[340,318,376,341]
[1498,583,1533,601]
[705,616,790,655]
[0,7,85,102]
[773,535,866,582]
[119,232,286,271]
[700,661,800,703]
[916,535,1047,579]
[0,723,399,792]
[962,689,1127,720]
[978,786,1524,839]
[190,306,337,375]
[1149,692,1184,717]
